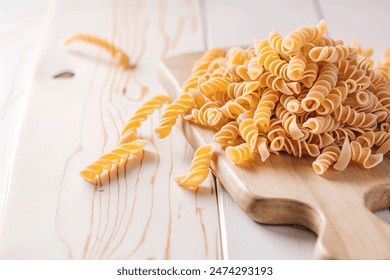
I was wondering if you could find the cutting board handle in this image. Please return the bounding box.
[314,184,390,259]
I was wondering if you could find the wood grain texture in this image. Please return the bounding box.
[0,0,221,259]
[159,52,390,260]
[0,0,47,221]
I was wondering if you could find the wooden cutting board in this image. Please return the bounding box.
[158,52,390,260]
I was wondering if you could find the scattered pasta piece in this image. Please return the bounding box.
[80,140,146,185]
[120,95,171,144]
[64,33,132,69]
[81,94,171,185]
[175,144,215,189]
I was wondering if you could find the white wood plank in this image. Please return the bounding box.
[0,0,221,259]
[318,0,390,226]
[205,0,320,48]
[217,182,316,260]
[0,0,48,221]
[318,0,390,61]
[204,0,320,259]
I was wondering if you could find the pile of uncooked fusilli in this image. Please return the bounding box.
[80,20,390,188]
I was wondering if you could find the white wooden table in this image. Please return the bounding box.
[0,0,389,259]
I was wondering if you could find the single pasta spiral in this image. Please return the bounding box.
[302,63,338,112]
[268,30,286,56]
[253,88,280,132]
[287,55,306,81]
[200,76,232,97]
[275,104,305,140]
[155,93,194,138]
[185,102,228,128]
[303,115,341,134]
[267,119,286,152]
[333,104,377,128]
[350,141,383,168]
[175,144,215,189]
[257,40,290,80]
[239,118,259,152]
[247,57,264,80]
[282,20,327,53]
[301,60,318,88]
[80,140,146,185]
[64,33,132,69]
[259,71,297,95]
[312,145,340,175]
[225,142,252,163]
[213,121,240,147]
[309,44,351,63]
[119,95,171,144]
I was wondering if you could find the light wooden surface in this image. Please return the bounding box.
[1,0,389,259]
[0,0,221,259]
[0,0,47,220]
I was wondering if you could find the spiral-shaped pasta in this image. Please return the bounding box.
[303,115,341,134]
[280,94,303,114]
[282,20,327,53]
[175,144,215,189]
[259,71,296,95]
[214,121,240,148]
[156,93,194,138]
[350,141,383,169]
[257,40,289,80]
[302,63,338,112]
[64,33,132,69]
[192,48,226,74]
[312,145,340,175]
[287,55,306,81]
[227,47,247,66]
[350,39,374,66]
[253,88,280,132]
[220,100,249,119]
[267,119,286,152]
[283,137,320,157]
[247,57,264,80]
[301,60,318,88]
[119,95,171,144]
[238,118,258,152]
[80,140,146,185]
[333,104,377,128]
[226,143,252,163]
[186,102,228,128]
[309,44,351,63]
[227,81,259,99]
[275,104,305,140]
[268,30,286,56]
[200,76,232,98]
[375,87,390,112]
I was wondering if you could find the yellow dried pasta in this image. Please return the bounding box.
[82,21,390,190]
[64,33,132,69]
[175,144,215,189]
[80,140,146,185]
[157,20,390,178]
[120,95,171,144]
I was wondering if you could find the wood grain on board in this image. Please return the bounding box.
[0,0,221,259]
